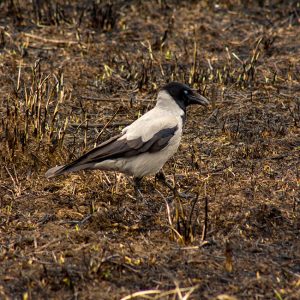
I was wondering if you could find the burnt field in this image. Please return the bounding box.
[0,1,299,299]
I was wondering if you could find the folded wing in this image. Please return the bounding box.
[45,119,178,178]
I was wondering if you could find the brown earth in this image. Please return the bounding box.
[0,1,299,299]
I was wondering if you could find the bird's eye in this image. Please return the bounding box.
[184,90,189,95]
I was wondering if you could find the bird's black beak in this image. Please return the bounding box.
[188,91,210,107]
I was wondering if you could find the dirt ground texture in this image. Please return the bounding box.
[0,0,299,299]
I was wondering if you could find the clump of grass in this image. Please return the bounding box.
[162,184,209,245]
[0,60,69,171]
[5,0,121,30]
[90,1,119,32]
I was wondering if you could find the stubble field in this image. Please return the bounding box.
[0,1,299,299]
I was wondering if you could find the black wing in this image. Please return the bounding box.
[59,125,178,173]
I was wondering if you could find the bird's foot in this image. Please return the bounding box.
[134,188,144,201]
[174,190,192,199]
[133,177,145,201]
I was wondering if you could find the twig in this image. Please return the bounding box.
[63,214,93,226]
[23,33,80,45]
[121,290,161,300]
[201,192,208,241]
[79,95,153,103]
[34,238,63,253]
[69,121,129,129]
[156,188,173,227]
[95,107,120,143]
[200,164,230,176]
[4,165,21,196]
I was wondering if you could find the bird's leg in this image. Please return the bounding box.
[156,170,190,199]
[155,170,175,192]
[133,177,143,200]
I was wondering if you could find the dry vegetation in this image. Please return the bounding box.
[0,0,300,299]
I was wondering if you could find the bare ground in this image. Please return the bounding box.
[0,1,299,299]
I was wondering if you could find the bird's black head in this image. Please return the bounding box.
[161,82,209,112]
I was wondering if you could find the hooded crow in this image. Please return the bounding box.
[45,82,209,196]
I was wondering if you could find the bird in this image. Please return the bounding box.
[45,82,209,197]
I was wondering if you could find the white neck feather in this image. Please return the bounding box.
[155,90,185,117]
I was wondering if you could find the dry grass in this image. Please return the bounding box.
[0,0,299,299]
